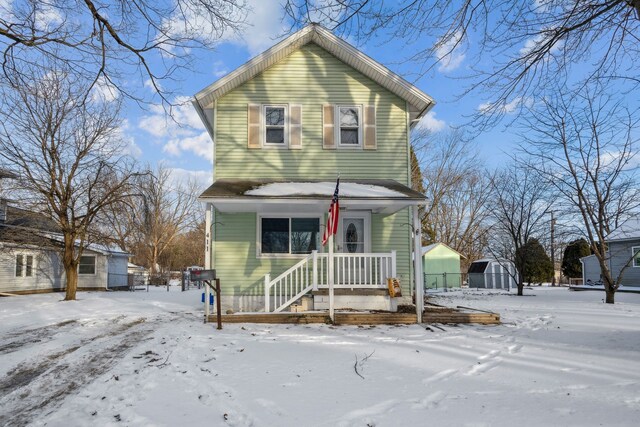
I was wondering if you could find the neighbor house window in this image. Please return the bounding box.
[260,216,320,255]
[632,247,640,267]
[79,255,96,275]
[264,105,287,146]
[15,254,33,277]
[337,106,361,146]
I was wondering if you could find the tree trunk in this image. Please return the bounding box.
[605,290,615,304]
[517,282,524,296]
[63,234,78,301]
[65,264,78,301]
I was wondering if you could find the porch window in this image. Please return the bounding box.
[632,247,640,267]
[337,106,361,146]
[15,254,33,277]
[264,105,287,146]
[79,255,96,275]
[260,217,320,255]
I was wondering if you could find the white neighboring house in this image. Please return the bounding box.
[0,202,129,294]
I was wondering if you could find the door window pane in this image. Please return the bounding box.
[262,218,289,253]
[291,218,319,254]
[344,218,365,253]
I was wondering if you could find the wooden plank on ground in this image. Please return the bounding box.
[334,313,417,325]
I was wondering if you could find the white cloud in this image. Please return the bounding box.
[163,132,213,162]
[91,76,119,103]
[435,30,466,72]
[34,2,63,31]
[519,28,564,57]
[213,61,228,78]
[114,120,142,158]
[416,111,446,132]
[478,97,533,115]
[160,0,287,57]
[139,97,210,161]
[166,168,211,190]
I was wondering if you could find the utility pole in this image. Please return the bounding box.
[550,211,556,286]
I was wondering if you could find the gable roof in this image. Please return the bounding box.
[421,242,465,258]
[606,217,640,242]
[193,23,435,138]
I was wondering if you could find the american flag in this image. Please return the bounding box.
[322,178,340,246]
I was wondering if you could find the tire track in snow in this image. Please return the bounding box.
[0,317,154,427]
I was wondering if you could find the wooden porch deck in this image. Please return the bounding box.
[208,308,500,325]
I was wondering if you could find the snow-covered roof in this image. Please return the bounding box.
[606,218,640,242]
[245,182,407,198]
[200,179,424,200]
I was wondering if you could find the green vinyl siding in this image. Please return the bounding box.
[214,43,409,184]
[214,210,412,297]
[371,210,413,296]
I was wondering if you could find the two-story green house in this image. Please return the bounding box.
[193,24,433,320]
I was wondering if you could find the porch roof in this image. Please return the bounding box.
[199,179,427,214]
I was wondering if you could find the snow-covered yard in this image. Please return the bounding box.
[1,286,639,427]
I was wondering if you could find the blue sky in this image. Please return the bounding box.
[121,0,534,186]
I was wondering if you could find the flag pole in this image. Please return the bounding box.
[328,232,334,322]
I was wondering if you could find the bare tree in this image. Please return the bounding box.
[414,129,491,265]
[0,0,246,106]
[488,165,554,296]
[285,1,640,127]
[0,64,140,301]
[131,166,201,274]
[521,84,640,303]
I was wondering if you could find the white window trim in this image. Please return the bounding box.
[262,104,289,148]
[632,246,640,267]
[78,255,97,276]
[257,213,324,259]
[15,253,35,278]
[335,105,363,149]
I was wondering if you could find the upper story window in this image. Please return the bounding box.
[79,255,96,275]
[338,106,361,147]
[264,105,287,146]
[15,254,33,277]
[632,247,640,267]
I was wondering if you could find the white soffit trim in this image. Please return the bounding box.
[193,24,435,119]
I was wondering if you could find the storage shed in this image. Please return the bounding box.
[422,243,464,289]
[467,258,516,290]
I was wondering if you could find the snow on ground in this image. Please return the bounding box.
[1,286,639,426]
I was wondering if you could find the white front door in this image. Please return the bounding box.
[338,212,371,253]
[336,212,371,285]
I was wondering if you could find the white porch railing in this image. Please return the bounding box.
[265,250,396,313]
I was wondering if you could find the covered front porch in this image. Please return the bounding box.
[199,179,426,322]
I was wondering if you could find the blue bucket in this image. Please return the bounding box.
[201,293,214,305]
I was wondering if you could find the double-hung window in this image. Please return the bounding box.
[15,254,34,277]
[632,247,640,267]
[264,105,287,146]
[337,105,361,147]
[79,255,96,275]
[260,216,320,256]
